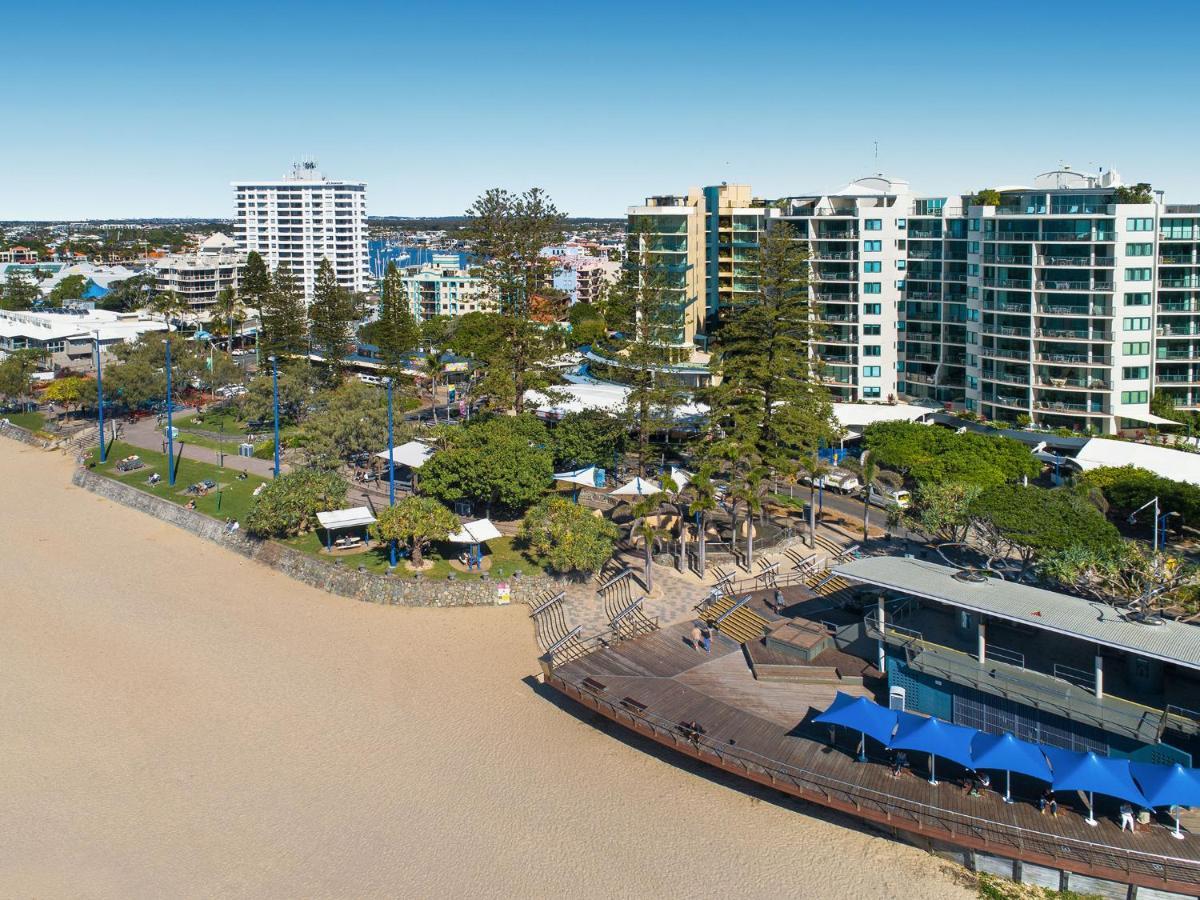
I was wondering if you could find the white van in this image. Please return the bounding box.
[869,487,911,509]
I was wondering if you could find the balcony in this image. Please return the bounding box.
[980,346,1031,361]
[1159,254,1196,265]
[985,371,1031,386]
[1160,325,1200,337]
[982,277,1032,289]
[1159,300,1200,313]
[1038,303,1110,317]
[984,300,1031,313]
[1037,376,1110,391]
[905,289,942,301]
[1037,279,1114,292]
[988,232,1039,242]
[982,324,1032,338]
[1035,352,1112,366]
[907,249,943,260]
[812,251,858,261]
[982,254,1033,266]
[1036,328,1111,341]
[985,394,1031,409]
[1161,276,1200,289]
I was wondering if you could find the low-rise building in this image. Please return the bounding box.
[0,246,39,264]
[0,307,167,372]
[400,254,493,322]
[152,233,245,311]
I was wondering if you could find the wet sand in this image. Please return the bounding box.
[0,438,972,899]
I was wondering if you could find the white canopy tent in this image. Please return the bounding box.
[1073,438,1200,488]
[611,476,662,496]
[375,440,437,469]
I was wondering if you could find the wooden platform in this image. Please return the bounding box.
[546,621,1200,896]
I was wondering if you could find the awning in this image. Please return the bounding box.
[1043,747,1149,806]
[813,691,899,745]
[316,507,377,530]
[1130,762,1200,809]
[610,476,662,496]
[554,465,600,488]
[970,731,1052,781]
[376,440,436,469]
[1121,412,1181,427]
[889,711,977,769]
[448,518,503,544]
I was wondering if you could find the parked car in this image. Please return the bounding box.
[356,373,385,385]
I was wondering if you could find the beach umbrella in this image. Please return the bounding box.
[1043,747,1149,826]
[1131,762,1200,839]
[970,731,1053,803]
[889,711,978,786]
[813,691,898,762]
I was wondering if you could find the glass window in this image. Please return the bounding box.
[1126,242,1153,256]
[863,261,881,273]
[1125,268,1152,281]
[863,303,882,315]
[863,324,882,335]
[895,279,905,289]
[1123,317,1151,330]
[864,240,882,252]
[896,219,907,229]
[1121,390,1149,404]
[969,218,981,232]
[864,282,882,294]
[1126,218,1154,232]
[863,345,882,356]
[863,386,881,398]
[1124,292,1151,306]
[865,219,882,230]
[863,366,881,377]
[1123,341,1150,355]
[1123,366,1149,379]
[895,260,906,270]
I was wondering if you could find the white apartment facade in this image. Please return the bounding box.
[232,161,370,302]
[152,233,245,311]
[400,254,493,322]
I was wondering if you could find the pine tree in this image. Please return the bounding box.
[375,261,420,376]
[462,187,566,413]
[0,269,39,311]
[609,222,689,476]
[261,264,307,360]
[308,258,359,378]
[706,220,836,477]
[241,251,271,355]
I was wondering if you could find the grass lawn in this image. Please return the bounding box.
[89,439,269,523]
[281,532,551,580]
[6,410,46,432]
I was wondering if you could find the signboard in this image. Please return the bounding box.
[496,581,511,605]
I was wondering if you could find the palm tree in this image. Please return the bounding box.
[630,491,670,592]
[843,451,904,543]
[728,468,766,570]
[800,451,829,550]
[209,288,246,351]
[150,290,186,332]
[422,352,441,423]
[687,466,718,577]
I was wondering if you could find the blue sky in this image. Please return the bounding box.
[4,0,1199,219]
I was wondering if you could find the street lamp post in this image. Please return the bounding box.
[387,376,397,568]
[164,337,176,486]
[1128,496,1161,552]
[94,330,107,463]
[270,355,280,479]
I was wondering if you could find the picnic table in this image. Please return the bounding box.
[116,456,144,473]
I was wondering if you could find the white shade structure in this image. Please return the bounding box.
[610,476,662,497]
[554,465,601,488]
[316,507,377,530]
[665,467,692,492]
[448,518,504,545]
[375,440,436,469]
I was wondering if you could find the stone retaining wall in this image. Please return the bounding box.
[71,468,561,608]
[0,421,53,449]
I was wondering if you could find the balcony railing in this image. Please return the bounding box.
[980,347,1031,361]
[1035,399,1108,414]
[1037,280,1114,291]
[985,371,1030,385]
[982,277,1032,289]
[984,301,1031,313]
[1036,352,1112,365]
[1159,300,1200,312]
[983,324,1031,337]
[1037,376,1110,390]
[1038,304,1111,316]
[1036,328,1111,340]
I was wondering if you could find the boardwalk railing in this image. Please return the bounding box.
[549,671,1200,892]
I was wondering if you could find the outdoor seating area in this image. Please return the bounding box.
[815,691,1200,835]
[315,507,377,554]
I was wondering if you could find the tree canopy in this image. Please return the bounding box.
[0,349,42,403]
[1077,464,1200,525]
[260,264,307,359]
[862,421,1041,488]
[243,469,348,537]
[366,260,420,375]
[236,362,318,427]
[550,408,626,468]
[300,379,402,470]
[308,258,361,379]
[419,414,552,515]
[520,496,618,575]
[0,269,38,310]
[371,497,459,567]
[46,274,87,307]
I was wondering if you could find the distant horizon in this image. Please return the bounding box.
[4,0,1200,219]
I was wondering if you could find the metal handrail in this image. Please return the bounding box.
[552,674,1200,886]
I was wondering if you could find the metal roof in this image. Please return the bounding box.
[315,507,376,530]
[833,556,1200,672]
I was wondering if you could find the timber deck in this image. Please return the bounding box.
[546,621,1200,896]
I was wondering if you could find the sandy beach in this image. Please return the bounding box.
[0,437,972,899]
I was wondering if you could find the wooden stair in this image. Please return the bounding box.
[703,595,769,645]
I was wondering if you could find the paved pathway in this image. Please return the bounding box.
[118,408,282,479]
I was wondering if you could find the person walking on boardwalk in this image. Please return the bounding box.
[700,625,712,654]
[690,624,703,651]
[1120,803,1136,832]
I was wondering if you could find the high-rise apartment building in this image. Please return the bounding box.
[152,233,245,311]
[232,161,369,302]
[622,169,1200,433]
[400,254,493,322]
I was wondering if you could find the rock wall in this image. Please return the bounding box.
[0,421,53,449]
[70,469,560,608]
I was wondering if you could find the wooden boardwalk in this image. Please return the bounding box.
[546,621,1200,896]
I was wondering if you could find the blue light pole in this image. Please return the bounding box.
[94,330,106,463]
[270,355,280,478]
[386,376,398,567]
[164,337,175,486]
